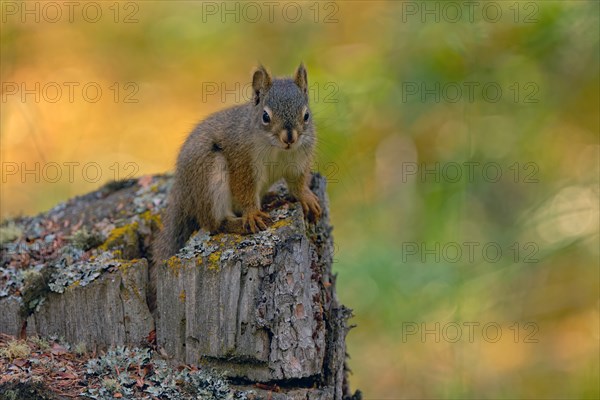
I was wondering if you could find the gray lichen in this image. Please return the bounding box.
[47,251,120,294]
[82,347,254,400]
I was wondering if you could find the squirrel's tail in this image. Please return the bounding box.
[152,200,199,263]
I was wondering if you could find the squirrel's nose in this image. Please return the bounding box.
[286,131,295,144]
[281,129,298,145]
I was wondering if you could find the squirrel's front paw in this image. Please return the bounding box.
[242,210,270,233]
[299,190,322,222]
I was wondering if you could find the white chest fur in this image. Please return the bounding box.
[256,146,308,196]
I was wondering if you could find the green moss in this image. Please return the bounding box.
[70,228,103,251]
[23,269,44,287]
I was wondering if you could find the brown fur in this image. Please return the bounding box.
[152,64,321,265]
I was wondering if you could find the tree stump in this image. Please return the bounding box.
[0,173,357,399]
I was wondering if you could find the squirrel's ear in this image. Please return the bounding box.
[294,63,308,95]
[252,65,272,105]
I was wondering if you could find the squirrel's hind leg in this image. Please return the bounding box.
[207,154,270,234]
[207,154,238,230]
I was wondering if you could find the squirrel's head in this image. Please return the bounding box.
[251,64,314,150]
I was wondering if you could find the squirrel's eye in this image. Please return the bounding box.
[303,112,310,122]
[262,111,271,124]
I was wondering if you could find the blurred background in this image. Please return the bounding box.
[1,1,598,398]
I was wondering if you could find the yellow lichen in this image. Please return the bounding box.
[117,259,140,273]
[212,233,224,241]
[209,232,243,250]
[271,218,292,230]
[140,210,162,229]
[179,290,186,302]
[208,251,221,271]
[167,256,182,275]
[119,269,143,300]
[99,221,139,251]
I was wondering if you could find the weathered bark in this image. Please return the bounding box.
[26,259,153,350]
[0,297,22,337]
[0,173,357,399]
